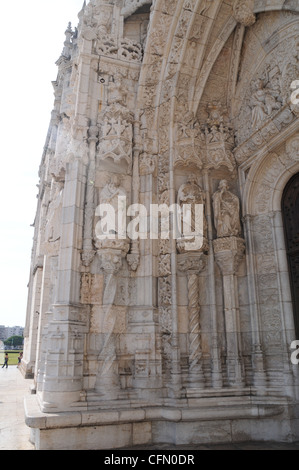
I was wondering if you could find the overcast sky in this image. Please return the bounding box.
[0,1,85,327]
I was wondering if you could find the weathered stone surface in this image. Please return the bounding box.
[23,0,299,450]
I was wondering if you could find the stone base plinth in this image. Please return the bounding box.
[25,393,299,450]
[19,360,35,380]
[185,386,254,399]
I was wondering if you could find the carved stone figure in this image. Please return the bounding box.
[95,175,129,253]
[82,0,112,38]
[251,79,281,130]
[44,182,64,246]
[95,250,124,399]
[204,102,236,172]
[213,180,241,238]
[99,175,126,207]
[177,175,208,253]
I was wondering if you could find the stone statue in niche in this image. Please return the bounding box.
[251,78,281,130]
[100,175,126,206]
[213,180,241,238]
[44,181,64,245]
[95,175,130,254]
[95,5,112,36]
[98,175,126,235]
[108,73,127,107]
[176,175,208,253]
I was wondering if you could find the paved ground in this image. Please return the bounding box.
[0,366,34,450]
[1,367,299,451]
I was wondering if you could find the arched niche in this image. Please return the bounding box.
[242,136,299,379]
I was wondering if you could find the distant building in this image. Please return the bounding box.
[0,326,24,341]
[0,326,5,341]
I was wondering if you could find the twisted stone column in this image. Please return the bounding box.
[178,253,206,389]
[188,273,203,378]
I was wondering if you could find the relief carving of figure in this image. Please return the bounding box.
[251,79,281,130]
[98,175,126,236]
[44,182,64,244]
[177,175,207,234]
[95,5,112,36]
[95,175,130,254]
[212,180,241,238]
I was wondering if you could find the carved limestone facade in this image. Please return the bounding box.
[23,0,299,450]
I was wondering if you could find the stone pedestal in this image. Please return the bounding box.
[25,392,296,450]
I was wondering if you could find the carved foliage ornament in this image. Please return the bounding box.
[95,36,143,62]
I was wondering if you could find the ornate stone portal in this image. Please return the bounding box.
[23,0,299,450]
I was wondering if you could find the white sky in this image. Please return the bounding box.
[0,1,85,327]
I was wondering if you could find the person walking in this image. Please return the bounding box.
[17,352,23,368]
[2,353,8,369]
